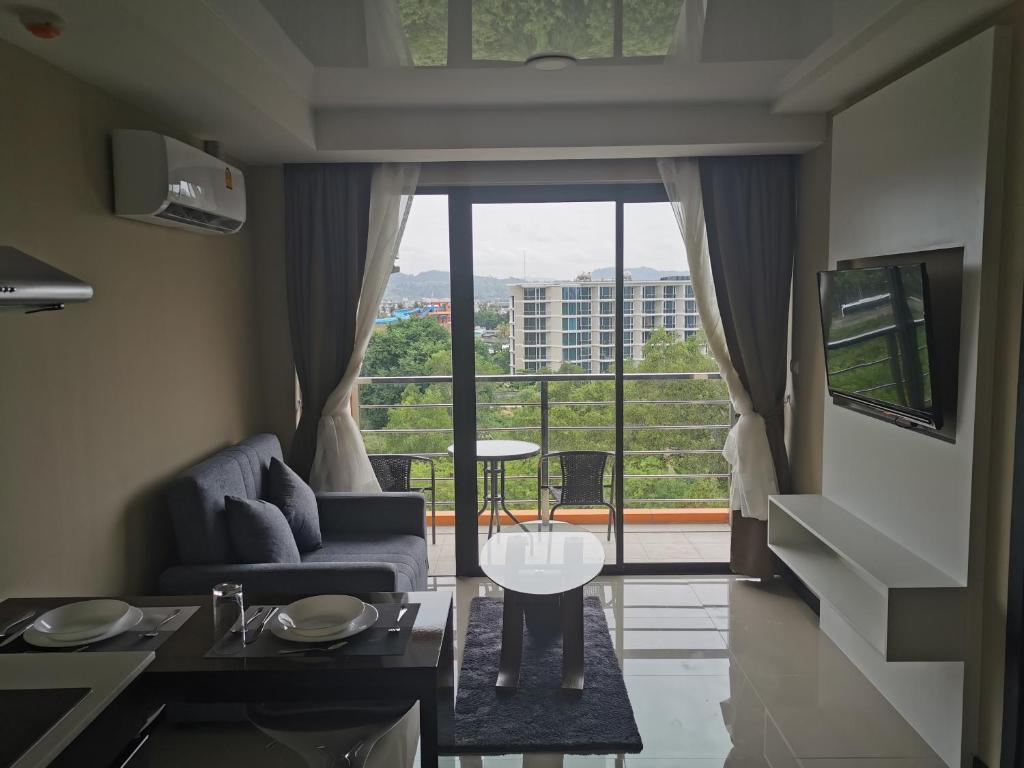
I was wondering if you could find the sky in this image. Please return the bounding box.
[396,196,688,280]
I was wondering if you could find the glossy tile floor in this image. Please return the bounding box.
[148,576,946,768]
[428,525,732,575]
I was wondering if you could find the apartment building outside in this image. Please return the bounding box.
[508,275,701,373]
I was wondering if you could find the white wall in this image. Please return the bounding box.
[822,28,1008,766]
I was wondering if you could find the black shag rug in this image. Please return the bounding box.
[444,595,642,755]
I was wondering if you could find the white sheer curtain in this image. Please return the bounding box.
[657,157,778,520]
[364,0,412,67]
[310,164,420,492]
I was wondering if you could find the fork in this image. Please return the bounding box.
[277,639,348,655]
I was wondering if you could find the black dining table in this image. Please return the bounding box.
[0,590,454,768]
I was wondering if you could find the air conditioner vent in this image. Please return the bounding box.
[156,203,242,234]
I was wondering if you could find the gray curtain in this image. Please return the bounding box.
[284,164,373,481]
[699,155,797,578]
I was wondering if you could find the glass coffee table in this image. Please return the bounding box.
[479,520,605,690]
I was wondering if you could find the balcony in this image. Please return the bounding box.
[355,371,732,574]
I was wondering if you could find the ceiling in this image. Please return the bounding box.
[0,0,1010,163]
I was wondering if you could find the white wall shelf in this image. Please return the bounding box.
[768,494,966,662]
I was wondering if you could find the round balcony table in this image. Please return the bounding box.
[446,439,540,537]
[480,520,605,690]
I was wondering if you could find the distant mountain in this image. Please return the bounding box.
[384,266,689,302]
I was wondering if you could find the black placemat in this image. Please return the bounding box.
[0,606,199,655]
[0,688,89,767]
[205,603,419,659]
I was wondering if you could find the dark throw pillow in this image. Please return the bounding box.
[266,457,322,552]
[224,496,300,564]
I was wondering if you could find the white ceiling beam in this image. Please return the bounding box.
[314,103,825,162]
[772,0,1011,114]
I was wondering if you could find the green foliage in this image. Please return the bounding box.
[474,306,503,329]
[622,0,682,57]
[398,0,448,66]
[472,0,614,60]
[359,321,730,512]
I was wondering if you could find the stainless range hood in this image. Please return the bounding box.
[0,246,93,313]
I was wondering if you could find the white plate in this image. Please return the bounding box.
[34,599,132,641]
[270,603,379,644]
[24,606,144,648]
[276,595,365,638]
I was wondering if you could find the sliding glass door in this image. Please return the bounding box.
[445,185,728,576]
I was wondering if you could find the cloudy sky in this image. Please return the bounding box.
[397,196,688,280]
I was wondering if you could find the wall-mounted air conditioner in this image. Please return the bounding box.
[112,129,245,235]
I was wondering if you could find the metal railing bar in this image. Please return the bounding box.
[364,449,728,459]
[363,424,731,434]
[404,472,731,484]
[358,399,731,410]
[357,372,723,385]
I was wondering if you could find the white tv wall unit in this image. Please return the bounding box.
[768,495,966,662]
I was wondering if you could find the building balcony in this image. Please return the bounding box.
[354,371,732,574]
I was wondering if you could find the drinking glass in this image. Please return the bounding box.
[212,582,245,648]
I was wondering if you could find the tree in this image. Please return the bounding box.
[474,306,503,329]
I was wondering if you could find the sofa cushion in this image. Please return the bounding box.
[266,457,322,552]
[302,534,428,592]
[165,434,284,566]
[224,496,300,564]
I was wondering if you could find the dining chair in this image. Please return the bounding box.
[368,454,437,543]
[537,450,616,540]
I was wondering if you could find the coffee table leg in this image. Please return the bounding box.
[561,586,585,690]
[496,589,523,689]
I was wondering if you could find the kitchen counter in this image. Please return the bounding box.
[0,652,153,768]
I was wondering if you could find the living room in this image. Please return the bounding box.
[1,1,1023,766]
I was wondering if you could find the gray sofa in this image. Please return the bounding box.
[158,434,428,595]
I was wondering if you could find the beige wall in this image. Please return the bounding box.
[0,41,265,595]
[978,1,1024,764]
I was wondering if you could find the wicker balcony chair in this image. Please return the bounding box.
[368,454,437,544]
[537,450,616,540]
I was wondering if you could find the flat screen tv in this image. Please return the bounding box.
[818,263,941,430]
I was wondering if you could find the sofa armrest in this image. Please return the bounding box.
[158,561,404,596]
[315,492,427,539]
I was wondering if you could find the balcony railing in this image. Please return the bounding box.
[355,371,731,510]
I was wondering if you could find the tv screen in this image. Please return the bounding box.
[818,263,941,429]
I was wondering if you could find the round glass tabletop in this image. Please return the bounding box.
[479,520,605,595]
[446,440,540,462]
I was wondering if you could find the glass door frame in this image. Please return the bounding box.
[437,182,728,577]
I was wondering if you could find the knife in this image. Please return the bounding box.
[231,606,265,634]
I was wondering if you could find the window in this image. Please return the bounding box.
[561,301,591,316]
[563,347,591,362]
[642,316,656,329]
[623,286,634,299]
[599,316,614,330]
[562,317,591,331]
[524,332,547,346]
[599,346,613,360]
[663,285,676,298]
[525,347,546,360]
[524,287,547,301]
[643,330,653,343]
[684,284,695,298]
[685,315,698,329]
[524,302,547,316]
[623,301,634,314]
[561,286,592,300]
[599,301,615,315]
[684,329,697,340]
[623,331,634,347]
[643,300,656,314]
[525,360,544,371]
[599,286,614,300]
[524,317,546,330]
[600,331,614,345]
[684,299,697,314]
[663,300,675,314]
[643,286,656,299]
[581,362,592,373]
[600,361,613,373]
[664,315,676,329]
[562,332,591,347]
[623,316,634,329]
